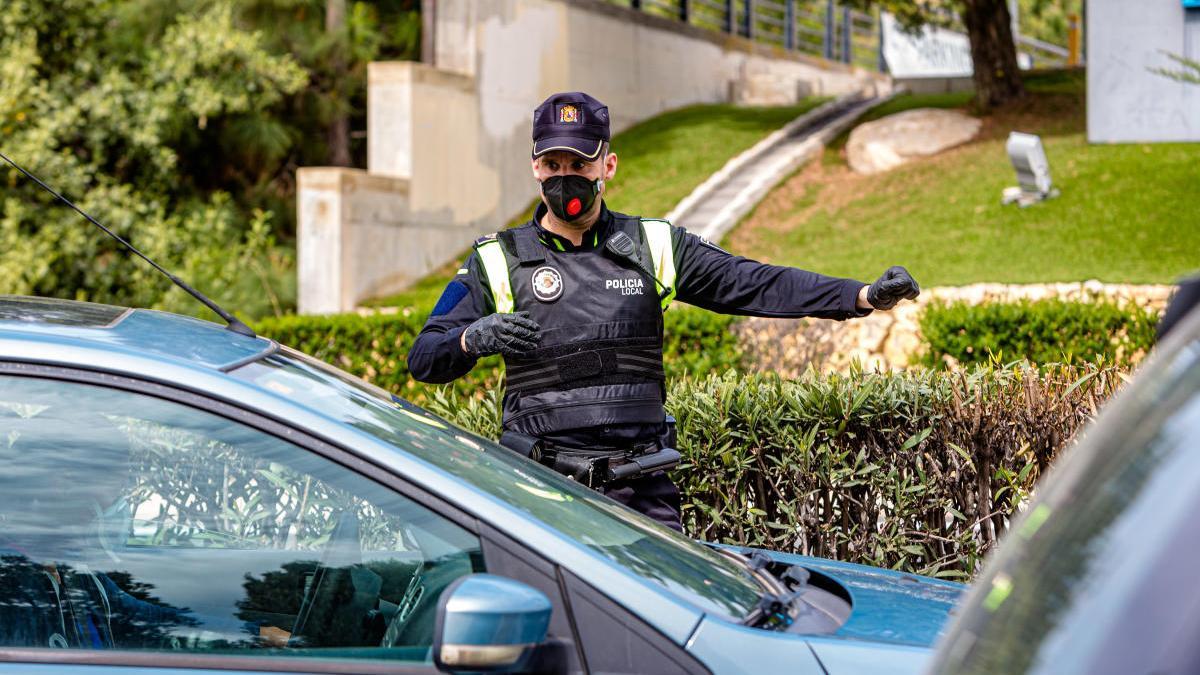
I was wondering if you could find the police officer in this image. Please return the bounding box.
[407,91,920,531]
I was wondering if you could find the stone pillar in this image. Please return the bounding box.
[297,168,352,315]
[297,168,412,314]
[368,62,415,179]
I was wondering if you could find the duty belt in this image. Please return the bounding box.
[498,430,681,489]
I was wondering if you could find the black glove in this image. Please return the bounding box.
[463,311,541,356]
[867,266,920,310]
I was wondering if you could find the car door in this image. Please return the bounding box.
[0,366,491,674]
[478,524,710,675]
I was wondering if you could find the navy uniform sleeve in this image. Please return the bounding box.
[671,227,872,320]
[406,253,490,384]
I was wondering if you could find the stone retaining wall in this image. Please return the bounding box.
[733,281,1174,376]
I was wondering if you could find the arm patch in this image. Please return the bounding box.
[431,280,470,316]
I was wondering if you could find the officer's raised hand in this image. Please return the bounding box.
[865,266,920,310]
[461,311,542,356]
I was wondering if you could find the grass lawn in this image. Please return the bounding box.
[603,100,827,218]
[726,70,1200,286]
[367,99,828,309]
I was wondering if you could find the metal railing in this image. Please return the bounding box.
[610,1,1076,74]
[1017,34,1070,69]
[609,0,886,71]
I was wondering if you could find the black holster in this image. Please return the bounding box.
[606,447,681,482]
[605,414,679,482]
[511,415,682,488]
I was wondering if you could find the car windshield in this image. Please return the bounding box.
[232,348,763,620]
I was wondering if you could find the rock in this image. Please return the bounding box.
[1055,282,1082,298]
[858,141,906,173]
[883,329,922,368]
[855,314,892,352]
[959,284,987,305]
[1025,286,1048,301]
[734,282,1174,375]
[846,108,982,175]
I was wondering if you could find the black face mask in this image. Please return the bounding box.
[540,174,602,222]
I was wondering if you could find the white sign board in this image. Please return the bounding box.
[881,12,973,78]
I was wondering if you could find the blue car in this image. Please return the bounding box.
[0,295,962,674]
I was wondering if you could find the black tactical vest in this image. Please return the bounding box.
[474,212,676,440]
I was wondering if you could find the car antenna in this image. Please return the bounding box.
[0,151,256,338]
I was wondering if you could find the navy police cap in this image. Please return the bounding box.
[531,91,610,160]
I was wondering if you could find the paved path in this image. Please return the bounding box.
[666,93,891,242]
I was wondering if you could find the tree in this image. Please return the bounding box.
[0,0,420,318]
[854,0,1026,110]
[326,0,352,167]
[0,0,307,318]
[1019,0,1081,47]
[959,0,1025,108]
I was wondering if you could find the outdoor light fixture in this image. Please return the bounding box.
[1002,131,1059,207]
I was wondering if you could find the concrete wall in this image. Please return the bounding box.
[297,169,416,312]
[1088,0,1200,142]
[298,0,888,313]
[894,75,975,95]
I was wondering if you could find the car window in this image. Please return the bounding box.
[232,348,764,621]
[0,375,483,663]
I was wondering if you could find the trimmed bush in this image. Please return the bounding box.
[661,306,743,377]
[255,310,503,403]
[426,362,1124,579]
[256,305,743,404]
[918,298,1159,369]
[260,303,1128,577]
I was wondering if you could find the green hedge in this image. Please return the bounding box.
[257,301,1132,577]
[427,362,1124,579]
[256,306,743,404]
[918,298,1159,369]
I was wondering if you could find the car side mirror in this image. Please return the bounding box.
[433,574,553,673]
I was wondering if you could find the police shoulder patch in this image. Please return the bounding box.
[431,280,470,316]
[473,233,498,247]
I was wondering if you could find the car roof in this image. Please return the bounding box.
[0,295,273,371]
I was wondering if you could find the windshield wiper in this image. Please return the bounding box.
[746,552,813,629]
[711,547,809,628]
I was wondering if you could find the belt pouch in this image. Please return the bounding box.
[499,430,544,459]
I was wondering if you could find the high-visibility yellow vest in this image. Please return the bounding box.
[474,218,677,313]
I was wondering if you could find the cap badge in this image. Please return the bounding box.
[532,266,564,302]
[558,104,579,124]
